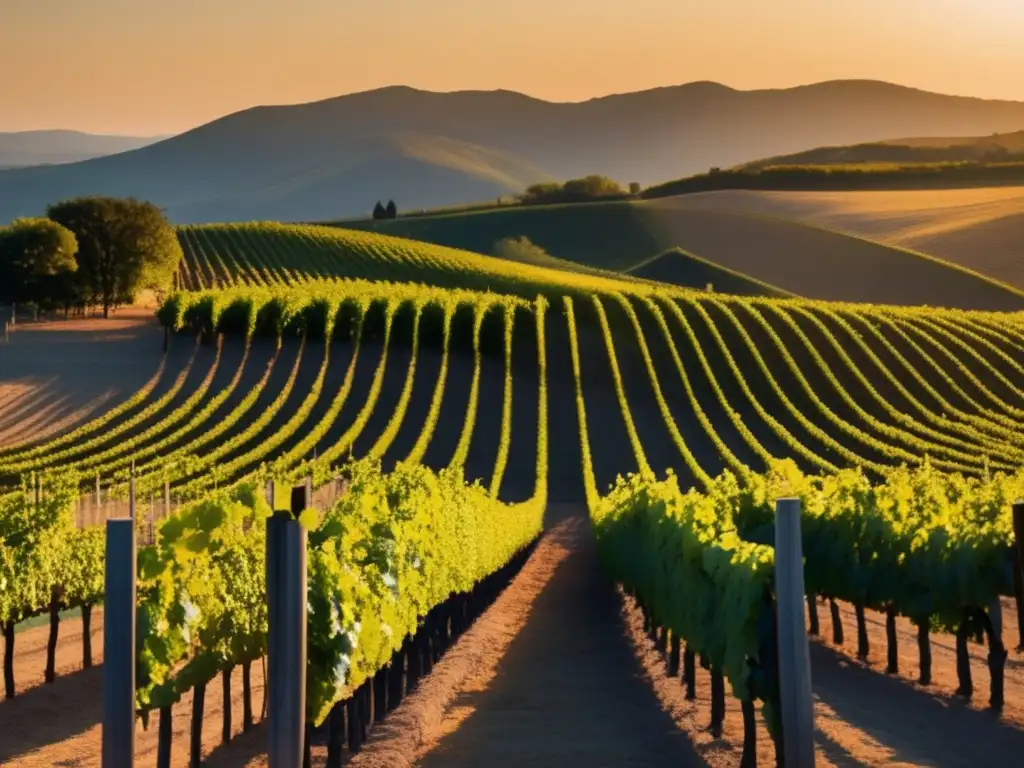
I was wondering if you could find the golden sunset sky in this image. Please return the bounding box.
[2,0,1022,135]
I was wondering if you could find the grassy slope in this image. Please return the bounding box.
[639,188,1024,291]
[626,248,791,298]
[337,198,1024,310]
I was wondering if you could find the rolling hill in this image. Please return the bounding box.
[339,199,1024,310]
[8,197,1024,768]
[649,188,1024,291]
[0,130,165,168]
[626,248,791,298]
[9,80,1024,222]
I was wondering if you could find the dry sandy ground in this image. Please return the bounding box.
[659,188,1024,290]
[7,510,1024,767]
[0,310,164,449]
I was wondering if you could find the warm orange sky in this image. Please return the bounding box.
[2,0,1023,135]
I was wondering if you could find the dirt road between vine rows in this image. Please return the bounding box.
[404,508,1024,768]
[7,508,1024,767]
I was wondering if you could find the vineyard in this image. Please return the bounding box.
[4,223,1024,766]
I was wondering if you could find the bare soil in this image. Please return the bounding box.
[413,507,705,768]
[805,598,1024,767]
[0,311,164,448]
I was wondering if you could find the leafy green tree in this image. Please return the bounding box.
[519,182,563,204]
[562,175,623,199]
[629,182,641,195]
[385,200,397,219]
[372,201,386,219]
[519,176,625,205]
[0,218,79,307]
[46,197,182,317]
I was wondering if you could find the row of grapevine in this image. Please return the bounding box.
[1,474,105,698]
[127,290,551,764]
[555,285,1024,761]
[1,282,548,721]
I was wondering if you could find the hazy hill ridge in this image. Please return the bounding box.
[0,130,165,169]
[6,80,1024,223]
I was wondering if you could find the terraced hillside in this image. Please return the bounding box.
[5,226,1024,766]
[335,199,1024,310]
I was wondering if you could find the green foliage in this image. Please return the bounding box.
[519,174,626,205]
[0,217,79,307]
[589,460,1024,739]
[136,481,271,713]
[46,196,183,316]
[304,457,543,724]
[591,469,777,729]
[644,161,1024,199]
[0,473,104,632]
[174,222,647,301]
[132,452,545,722]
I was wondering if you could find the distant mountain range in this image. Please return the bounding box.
[0,130,166,169]
[4,80,1024,224]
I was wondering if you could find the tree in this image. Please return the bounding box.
[519,176,625,205]
[629,182,641,195]
[519,182,563,204]
[372,201,386,219]
[385,200,397,219]
[46,197,182,317]
[0,218,79,307]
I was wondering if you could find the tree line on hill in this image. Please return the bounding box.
[741,140,1024,171]
[0,196,182,318]
[642,160,1024,198]
[519,175,641,205]
[368,176,643,222]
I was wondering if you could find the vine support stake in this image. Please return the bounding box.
[774,497,815,768]
[101,509,136,766]
[1012,501,1024,650]
[265,483,309,768]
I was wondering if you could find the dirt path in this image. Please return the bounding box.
[414,508,705,768]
